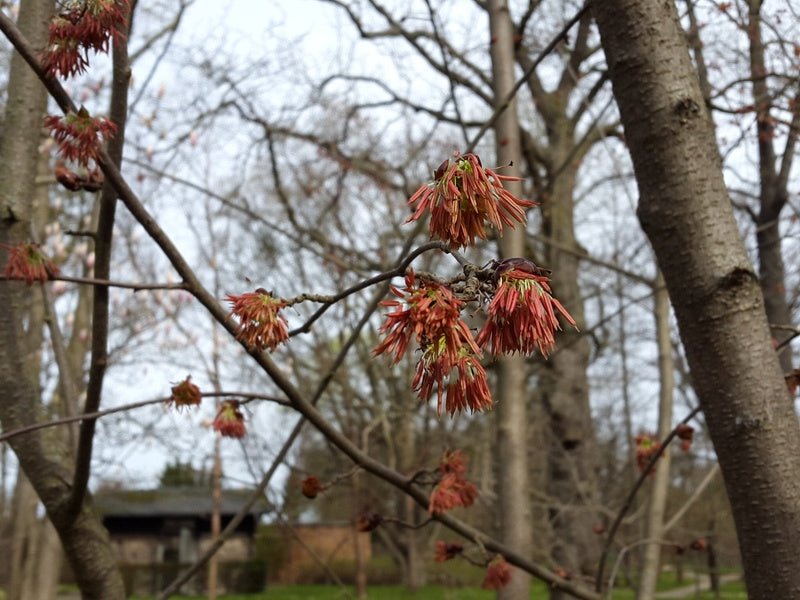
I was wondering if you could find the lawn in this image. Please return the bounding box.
[134,578,748,600]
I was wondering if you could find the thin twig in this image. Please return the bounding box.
[0,391,286,444]
[594,405,702,594]
[466,2,590,153]
[0,273,190,291]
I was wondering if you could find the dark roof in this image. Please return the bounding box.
[94,487,270,518]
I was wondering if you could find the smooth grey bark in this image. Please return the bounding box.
[0,1,126,598]
[540,162,600,592]
[593,1,800,598]
[488,2,533,599]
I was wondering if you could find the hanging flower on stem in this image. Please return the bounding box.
[167,376,201,411]
[301,476,324,499]
[44,108,117,167]
[2,242,59,285]
[434,540,464,562]
[413,342,492,416]
[43,0,129,78]
[373,271,471,364]
[482,556,512,590]
[428,450,479,514]
[407,153,535,249]
[227,288,289,351]
[213,400,246,438]
[375,270,491,416]
[477,258,576,357]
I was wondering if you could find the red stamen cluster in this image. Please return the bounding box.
[167,376,201,410]
[374,271,490,416]
[213,401,246,438]
[2,242,59,285]
[407,153,535,249]
[44,109,117,167]
[356,511,383,532]
[675,423,694,452]
[477,266,576,357]
[482,556,512,590]
[227,289,289,351]
[434,540,464,562]
[428,450,478,514]
[413,343,492,417]
[301,476,324,499]
[43,0,129,78]
[635,433,661,474]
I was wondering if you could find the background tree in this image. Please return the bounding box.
[593,0,800,597]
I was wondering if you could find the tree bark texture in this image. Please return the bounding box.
[593,1,800,597]
[0,1,126,598]
[488,2,533,599]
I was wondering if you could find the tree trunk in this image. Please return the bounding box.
[637,276,674,600]
[747,0,793,371]
[488,2,532,598]
[0,1,126,598]
[593,1,800,597]
[541,162,600,593]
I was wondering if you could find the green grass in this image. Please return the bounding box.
[132,578,747,599]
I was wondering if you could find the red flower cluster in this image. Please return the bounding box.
[374,271,491,416]
[44,109,117,167]
[373,271,469,364]
[635,433,661,474]
[428,450,478,514]
[407,153,535,249]
[476,264,576,357]
[2,242,59,285]
[690,538,708,551]
[167,376,201,410]
[227,289,289,351]
[482,556,512,590]
[434,540,463,562]
[675,423,694,452]
[213,401,246,438]
[43,0,129,78]
[356,511,383,532]
[301,476,324,499]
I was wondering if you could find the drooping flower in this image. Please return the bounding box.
[444,352,492,415]
[428,472,479,514]
[434,540,464,562]
[689,538,708,551]
[482,556,512,590]
[213,401,246,438]
[407,153,536,249]
[301,476,324,499]
[356,511,383,532]
[227,288,289,351]
[634,433,661,475]
[428,450,479,514]
[477,261,576,357]
[373,271,474,364]
[412,341,491,416]
[44,108,117,167]
[2,242,59,285]
[167,376,201,410]
[43,0,129,78]
[375,271,491,416]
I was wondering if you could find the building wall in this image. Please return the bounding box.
[275,524,372,584]
[111,532,252,565]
